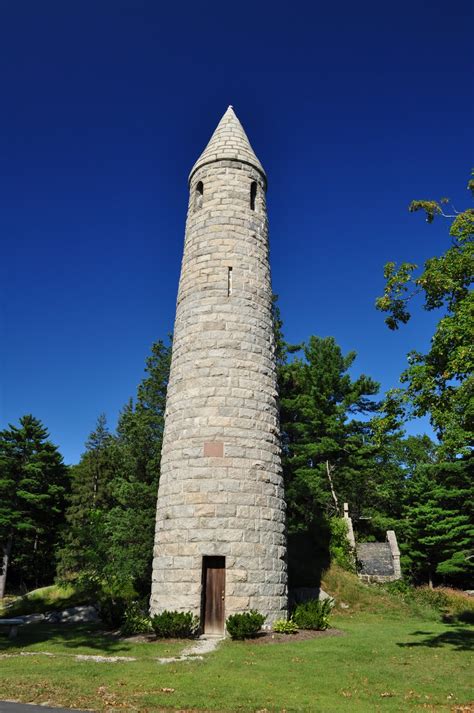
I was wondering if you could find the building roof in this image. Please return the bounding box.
[189,106,266,185]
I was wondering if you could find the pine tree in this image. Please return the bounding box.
[403,455,474,587]
[103,339,171,594]
[0,415,68,596]
[280,335,380,530]
[58,339,171,600]
[57,414,115,576]
[278,336,392,585]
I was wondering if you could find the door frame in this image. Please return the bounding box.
[201,555,226,634]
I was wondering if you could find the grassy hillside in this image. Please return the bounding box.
[322,565,407,613]
[0,583,87,618]
[322,564,474,622]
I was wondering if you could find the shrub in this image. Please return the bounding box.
[293,598,333,630]
[150,610,199,638]
[411,587,450,610]
[75,572,137,629]
[383,579,412,597]
[329,517,356,572]
[383,581,450,612]
[383,581,474,622]
[121,601,152,635]
[272,618,298,634]
[226,611,266,639]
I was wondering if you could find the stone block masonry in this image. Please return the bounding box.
[150,107,288,629]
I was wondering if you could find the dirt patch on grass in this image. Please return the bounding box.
[120,633,187,644]
[242,627,344,644]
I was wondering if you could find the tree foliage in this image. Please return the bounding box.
[279,335,381,530]
[402,455,474,586]
[277,334,406,586]
[58,340,171,601]
[5,170,472,602]
[0,415,68,596]
[374,173,473,587]
[376,172,474,455]
[57,414,115,576]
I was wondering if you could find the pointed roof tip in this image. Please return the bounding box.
[189,106,266,185]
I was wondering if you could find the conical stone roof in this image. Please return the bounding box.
[189,106,266,185]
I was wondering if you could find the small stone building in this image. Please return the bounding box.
[150,107,288,633]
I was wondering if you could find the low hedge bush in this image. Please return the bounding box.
[293,598,333,630]
[226,610,266,639]
[150,610,199,638]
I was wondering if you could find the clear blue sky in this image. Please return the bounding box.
[1,1,472,464]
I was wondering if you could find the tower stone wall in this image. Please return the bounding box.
[150,107,287,627]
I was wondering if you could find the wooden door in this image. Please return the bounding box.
[202,556,225,634]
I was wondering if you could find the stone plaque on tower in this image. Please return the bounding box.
[150,107,287,633]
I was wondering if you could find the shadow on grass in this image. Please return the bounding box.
[397,626,474,652]
[0,622,134,654]
[442,610,474,625]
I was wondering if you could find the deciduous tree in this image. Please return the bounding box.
[376,172,474,455]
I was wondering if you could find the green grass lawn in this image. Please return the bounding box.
[0,612,472,712]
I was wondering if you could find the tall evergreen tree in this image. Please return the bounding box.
[58,339,171,599]
[57,414,115,576]
[0,415,68,597]
[279,335,381,531]
[403,455,474,587]
[104,339,171,594]
[278,336,396,585]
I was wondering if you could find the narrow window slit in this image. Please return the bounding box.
[227,266,233,296]
[250,181,257,211]
[195,181,203,211]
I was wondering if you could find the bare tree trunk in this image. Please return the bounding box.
[326,460,340,516]
[92,454,99,506]
[33,531,39,590]
[0,535,13,600]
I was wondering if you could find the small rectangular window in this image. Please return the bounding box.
[227,266,233,296]
[250,182,257,211]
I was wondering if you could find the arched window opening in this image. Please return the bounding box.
[195,181,204,211]
[250,181,257,211]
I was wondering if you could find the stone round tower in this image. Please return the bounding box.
[150,107,287,633]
